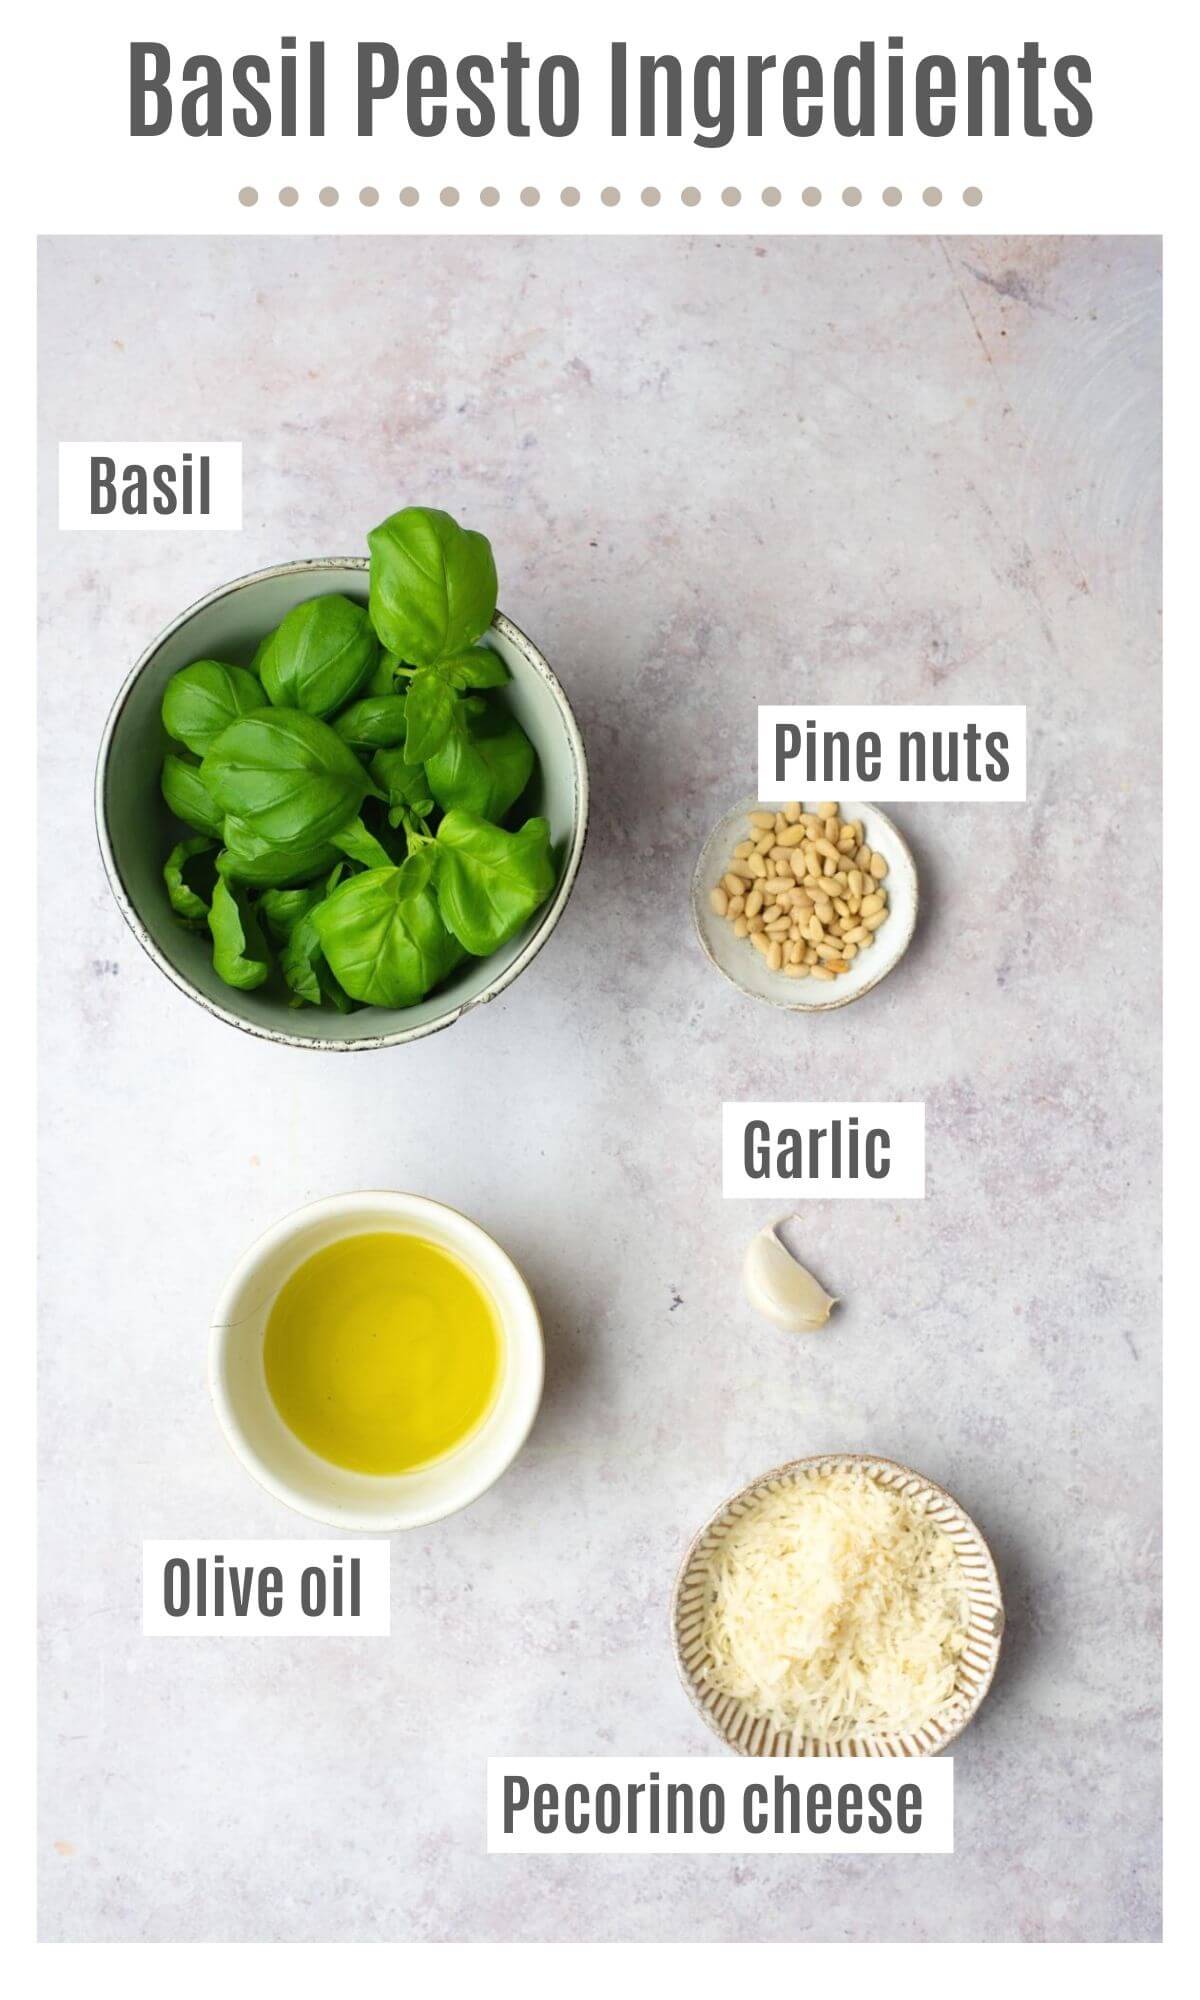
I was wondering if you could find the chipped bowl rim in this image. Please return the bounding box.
[671,1451,1005,1757]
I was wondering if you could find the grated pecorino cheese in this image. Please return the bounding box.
[698,1468,970,1742]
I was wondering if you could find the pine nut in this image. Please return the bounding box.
[717,801,896,987]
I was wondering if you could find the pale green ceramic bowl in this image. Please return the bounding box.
[95,559,589,1049]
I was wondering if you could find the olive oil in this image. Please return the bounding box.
[263,1232,501,1475]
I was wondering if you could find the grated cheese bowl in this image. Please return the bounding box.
[671,1452,1005,1757]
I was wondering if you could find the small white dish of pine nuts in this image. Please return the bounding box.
[691,797,918,1011]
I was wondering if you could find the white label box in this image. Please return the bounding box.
[488,1757,953,1853]
[758,704,1027,802]
[58,441,242,529]
[723,1101,926,1197]
[142,1540,390,1636]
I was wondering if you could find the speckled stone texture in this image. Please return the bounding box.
[38,235,1160,1942]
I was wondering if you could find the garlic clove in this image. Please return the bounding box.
[743,1220,838,1333]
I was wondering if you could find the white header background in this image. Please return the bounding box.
[25,2,1165,234]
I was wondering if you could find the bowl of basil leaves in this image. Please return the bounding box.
[96,507,588,1048]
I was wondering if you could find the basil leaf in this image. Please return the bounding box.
[367,506,497,667]
[363,649,404,696]
[162,754,225,838]
[317,963,359,1012]
[312,863,463,1008]
[440,646,510,691]
[332,694,409,750]
[370,748,434,828]
[207,877,272,991]
[425,700,534,822]
[280,908,325,1007]
[433,810,555,957]
[202,708,376,848]
[161,660,264,757]
[257,595,378,718]
[330,816,394,869]
[163,836,216,924]
[218,817,341,888]
[258,875,336,942]
[402,666,458,765]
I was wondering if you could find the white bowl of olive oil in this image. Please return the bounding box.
[210,1192,544,1530]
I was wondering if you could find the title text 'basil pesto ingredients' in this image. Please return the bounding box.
[709,801,889,982]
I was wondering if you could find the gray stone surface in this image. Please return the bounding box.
[38,234,1161,1942]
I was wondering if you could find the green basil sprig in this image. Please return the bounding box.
[162,660,264,756]
[156,503,560,1012]
[257,595,378,718]
[367,507,497,667]
[432,810,555,956]
[312,856,463,1008]
[425,699,534,821]
[163,836,217,924]
[202,709,378,848]
[332,695,409,749]
[207,878,272,991]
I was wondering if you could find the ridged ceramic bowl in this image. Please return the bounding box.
[692,798,918,1012]
[672,1453,1004,1756]
[95,559,588,1050]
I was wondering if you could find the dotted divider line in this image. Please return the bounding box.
[239,185,983,210]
